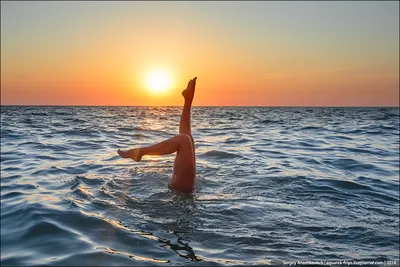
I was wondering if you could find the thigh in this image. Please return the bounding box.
[188,134,196,165]
[172,134,195,182]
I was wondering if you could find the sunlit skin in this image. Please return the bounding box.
[118,77,197,193]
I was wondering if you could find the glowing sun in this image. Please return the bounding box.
[145,69,172,94]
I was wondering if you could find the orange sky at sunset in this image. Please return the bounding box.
[1,1,399,106]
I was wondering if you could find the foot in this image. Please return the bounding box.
[117,148,142,162]
[182,77,197,103]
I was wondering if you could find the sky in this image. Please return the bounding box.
[1,1,399,106]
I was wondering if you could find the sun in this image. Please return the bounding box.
[145,69,172,94]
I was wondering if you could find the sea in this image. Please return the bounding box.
[1,106,399,266]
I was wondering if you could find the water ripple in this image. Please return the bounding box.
[1,106,399,265]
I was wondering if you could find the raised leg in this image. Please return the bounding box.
[180,77,197,154]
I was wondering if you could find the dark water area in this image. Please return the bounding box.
[1,106,399,266]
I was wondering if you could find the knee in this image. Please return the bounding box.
[177,134,193,146]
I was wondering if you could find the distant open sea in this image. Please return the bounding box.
[1,106,399,266]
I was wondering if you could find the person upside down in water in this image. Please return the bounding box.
[118,77,197,193]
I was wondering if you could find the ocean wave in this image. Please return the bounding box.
[30,112,49,116]
[259,119,282,124]
[223,137,252,144]
[1,106,399,265]
[321,158,383,171]
[200,150,242,160]
[316,178,373,191]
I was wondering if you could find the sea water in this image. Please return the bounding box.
[1,106,399,265]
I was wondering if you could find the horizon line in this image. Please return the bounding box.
[1,104,399,108]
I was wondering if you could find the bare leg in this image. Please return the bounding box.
[117,77,198,193]
[118,148,142,162]
[166,77,197,192]
[180,77,197,155]
[118,77,197,162]
[117,134,190,162]
[171,133,195,193]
